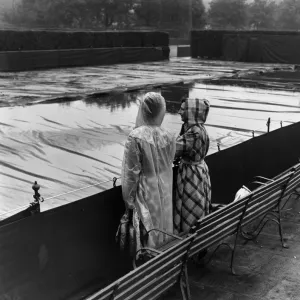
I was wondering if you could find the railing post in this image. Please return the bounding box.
[31,181,43,215]
[266,117,271,133]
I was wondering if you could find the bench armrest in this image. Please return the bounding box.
[136,247,163,256]
[253,176,274,182]
[147,228,183,240]
[252,181,268,186]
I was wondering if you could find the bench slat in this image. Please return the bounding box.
[116,236,193,295]
[88,235,194,300]
[86,287,117,300]
[243,198,282,226]
[190,183,287,256]
[87,164,300,300]
[120,264,181,300]
[138,275,178,300]
[197,174,290,229]
[191,182,285,244]
[118,252,185,298]
[143,281,177,300]
[273,163,300,180]
[190,191,281,256]
[190,219,239,256]
[284,174,300,195]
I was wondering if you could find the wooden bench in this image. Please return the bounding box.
[86,163,300,300]
[139,163,299,275]
[189,163,300,273]
[86,233,196,300]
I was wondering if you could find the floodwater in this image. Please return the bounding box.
[0,81,300,219]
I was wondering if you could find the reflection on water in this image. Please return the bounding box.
[84,91,143,112]
[161,83,189,103]
[0,83,299,218]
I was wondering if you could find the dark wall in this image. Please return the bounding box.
[0,47,167,72]
[207,121,300,204]
[191,30,225,59]
[191,30,300,64]
[1,121,300,299]
[0,30,169,71]
[0,186,131,300]
[0,30,169,51]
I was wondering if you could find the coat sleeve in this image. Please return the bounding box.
[170,134,177,163]
[175,131,197,158]
[121,136,141,208]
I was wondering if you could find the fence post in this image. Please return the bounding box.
[266,118,271,133]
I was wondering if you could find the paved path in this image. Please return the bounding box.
[161,194,300,300]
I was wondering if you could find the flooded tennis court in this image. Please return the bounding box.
[0,58,299,218]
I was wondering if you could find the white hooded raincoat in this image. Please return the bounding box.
[121,93,176,253]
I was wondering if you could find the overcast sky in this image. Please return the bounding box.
[0,0,13,9]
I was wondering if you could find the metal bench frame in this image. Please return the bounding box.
[86,233,196,300]
[87,162,300,300]
[196,163,300,274]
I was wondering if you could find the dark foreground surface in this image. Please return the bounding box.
[161,193,300,300]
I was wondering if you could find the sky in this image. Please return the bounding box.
[0,0,13,9]
[203,0,211,8]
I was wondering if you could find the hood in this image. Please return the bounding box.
[135,92,166,128]
[184,98,210,125]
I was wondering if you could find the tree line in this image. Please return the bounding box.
[208,0,300,31]
[1,0,300,35]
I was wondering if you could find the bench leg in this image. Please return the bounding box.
[241,180,299,250]
[179,264,191,300]
[277,187,300,248]
[241,210,288,249]
[278,209,288,249]
[109,282,120,300]
[230,231,240,275]
[201,241,236,275]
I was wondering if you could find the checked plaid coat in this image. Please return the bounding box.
[174,98,211,234]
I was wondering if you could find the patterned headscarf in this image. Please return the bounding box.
[135,92,166,128]
[182,98,210,125]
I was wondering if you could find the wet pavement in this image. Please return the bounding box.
[0,58,300,219]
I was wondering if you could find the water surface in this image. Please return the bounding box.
[0,83,299,218]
